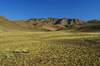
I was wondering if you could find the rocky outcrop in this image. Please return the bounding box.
[28,18,85,27]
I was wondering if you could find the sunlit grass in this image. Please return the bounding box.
[0,32,100,66]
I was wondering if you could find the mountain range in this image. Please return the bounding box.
[0,15,100,32]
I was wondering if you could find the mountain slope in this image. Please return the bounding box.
[0,15,22,31]
[0,15,85,32]
[60,19,100,32]
[0,16,58,31]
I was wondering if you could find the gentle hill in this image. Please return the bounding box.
[0,15,23,32]
[0,15,55,31]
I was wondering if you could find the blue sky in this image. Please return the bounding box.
[0,0,100,22]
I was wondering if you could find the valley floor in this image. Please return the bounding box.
[0,31,100,66]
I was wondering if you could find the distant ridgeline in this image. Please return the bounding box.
[28,18,85,26]
[0,15,100,32]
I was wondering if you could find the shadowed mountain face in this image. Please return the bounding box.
[28,18,85,26]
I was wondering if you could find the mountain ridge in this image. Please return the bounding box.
[0,15,100,32]
[28,18,85,26]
